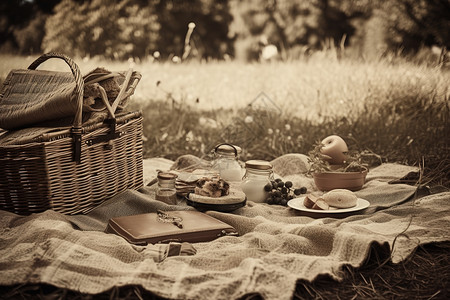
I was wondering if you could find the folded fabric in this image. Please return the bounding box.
[2,154,447,300]
[0,54,140,130]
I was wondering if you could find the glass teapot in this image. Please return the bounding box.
[211,143,243,183]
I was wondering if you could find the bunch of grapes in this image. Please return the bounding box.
[264,178,307,206]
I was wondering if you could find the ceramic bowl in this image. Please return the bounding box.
[313,168,368,191]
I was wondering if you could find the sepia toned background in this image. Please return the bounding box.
[0,2,449,300]
[1,0,449,62]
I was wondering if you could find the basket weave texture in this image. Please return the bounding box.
[0,53,143,215]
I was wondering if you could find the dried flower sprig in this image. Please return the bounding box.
[307,141,380,175]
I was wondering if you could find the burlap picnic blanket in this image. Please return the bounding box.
[1,154,449,300]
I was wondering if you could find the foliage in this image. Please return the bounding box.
[12,11,47,54]
[306,141,377,174]
[382,0,450,50]
[1,0,449,61]
[154,0,234,60]
[233,0,449,61]
[0,0,60,54]
[41,0,233,60]
[42,0,160,59]
[234,0,375,60]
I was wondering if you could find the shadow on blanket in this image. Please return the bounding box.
[0,154,449,300]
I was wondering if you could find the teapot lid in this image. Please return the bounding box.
[215,143,241,156]
[245,160,272,170]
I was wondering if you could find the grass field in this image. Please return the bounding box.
[1,53,449,187]
[0,52,449,299]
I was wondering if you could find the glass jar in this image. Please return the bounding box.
[241,160,273,203]
[212,143,243,183]
[155,172,178,205]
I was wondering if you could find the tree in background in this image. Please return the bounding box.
[233,0,449,61]
[154,0,234,60]
[383,0,450,51]
[232,0,373,61]
[0,0,448,61]
[42,0,160,59]
[42,0,233,60]
[0,0,60,54]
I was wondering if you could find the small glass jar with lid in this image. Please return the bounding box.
[241,160,274,203]
[212,143,243,183]
[155,172,178,205]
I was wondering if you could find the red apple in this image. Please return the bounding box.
[320,135,348,165]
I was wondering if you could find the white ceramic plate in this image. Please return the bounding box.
[287,197,370,214]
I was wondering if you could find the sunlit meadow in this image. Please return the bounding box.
[0,53,449,186]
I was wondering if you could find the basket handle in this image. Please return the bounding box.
[111,68,133,113]
[28,52,84,130]
[28,52,84,163]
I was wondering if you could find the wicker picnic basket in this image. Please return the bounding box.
[0,53,143,215]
